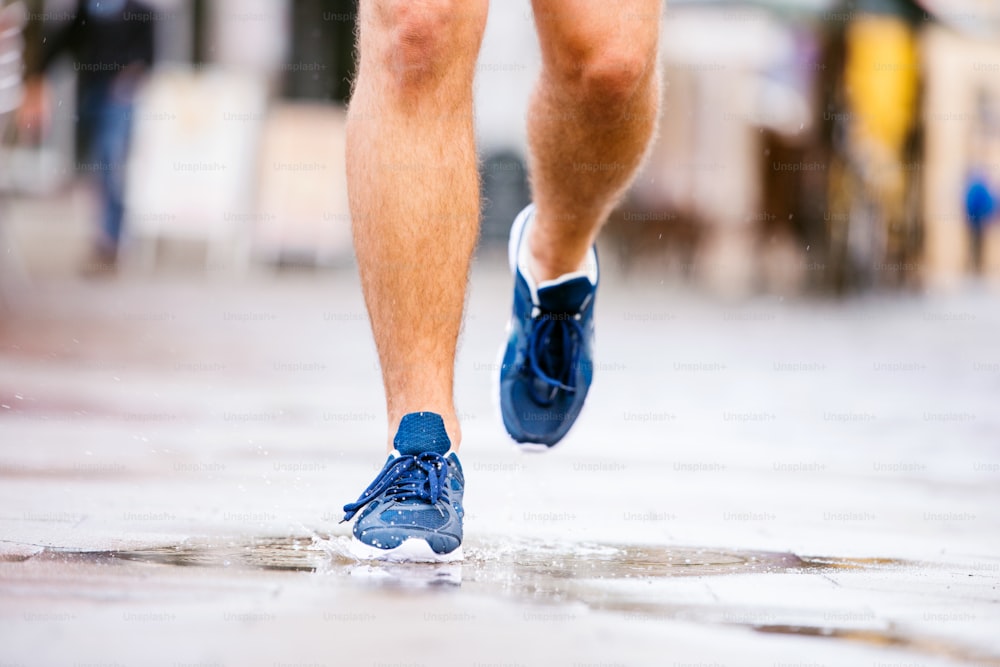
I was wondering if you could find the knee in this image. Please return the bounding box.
[369,0,486,90]
[552,42,658,111]
[583,51,655,105]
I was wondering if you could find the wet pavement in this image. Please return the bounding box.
[1,249,999,666]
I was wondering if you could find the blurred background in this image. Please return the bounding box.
[2,7,1000,664]
[1,0,999,296]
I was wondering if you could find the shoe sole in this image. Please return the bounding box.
[348,537,464,563]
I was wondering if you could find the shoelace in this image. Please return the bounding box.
[526,311,584,407]
[341,452,449,523]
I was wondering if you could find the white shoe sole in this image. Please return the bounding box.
[348,537,464,563]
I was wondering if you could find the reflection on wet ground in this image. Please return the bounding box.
[43,534,854,596]
[81,535,816,576]
[21,534,994,666]
[52,535,823,595]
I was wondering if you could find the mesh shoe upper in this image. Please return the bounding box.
[500,206,598,447]
[342,412,464,555]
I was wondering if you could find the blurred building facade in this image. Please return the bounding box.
[4,0,1000,292]
[609,0,1000,294]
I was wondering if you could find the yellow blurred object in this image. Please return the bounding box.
[844,15,919,156]
[844,14,919,210]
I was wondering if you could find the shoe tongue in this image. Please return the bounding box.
[393,412,451,456]
[536,274,593,313]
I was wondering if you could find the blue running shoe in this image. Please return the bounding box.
[499,204,598,447]
[341,412,464,562]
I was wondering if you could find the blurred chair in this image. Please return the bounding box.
[0,1,27,307]
[0,1,23,126]
[123,66,268,273]
[252,103,352,266]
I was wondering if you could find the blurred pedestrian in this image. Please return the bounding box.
[18,0,155,271]
[965,170,995,272]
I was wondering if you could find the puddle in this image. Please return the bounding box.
[76,536,327,573]
[48,534,821,578]
[33,534,847,597]
[30,536,999,666]
[37,534,902,607]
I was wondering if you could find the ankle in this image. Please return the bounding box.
[526,220,591,284]
[529,254,585,284]
[526,224,585,283]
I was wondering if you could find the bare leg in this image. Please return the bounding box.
[347,0,489,450]
[527,0,662,281]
